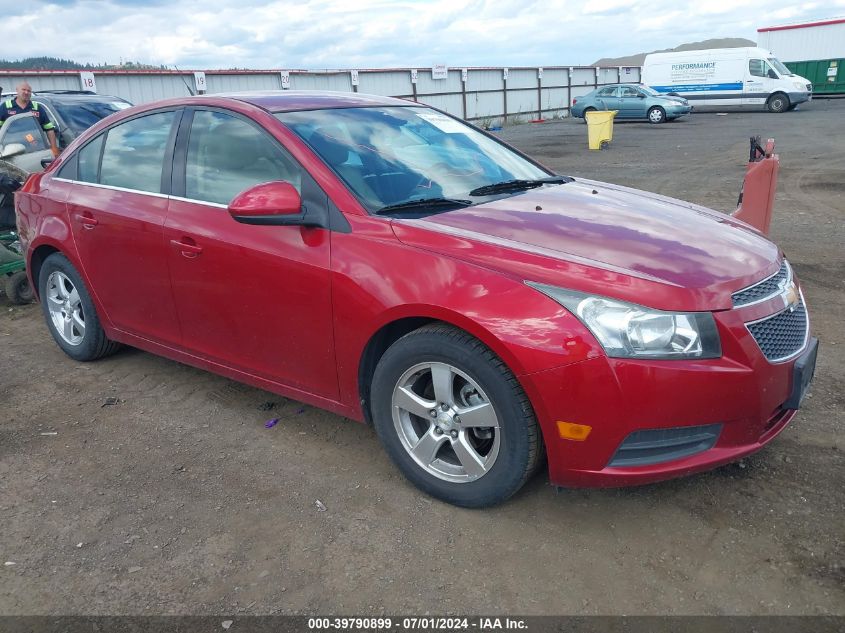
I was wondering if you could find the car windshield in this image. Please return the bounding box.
[768,57,793,76]
[275,106,555,214]
[51,99,131,135]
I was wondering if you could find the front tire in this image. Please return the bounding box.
[647,106,666,124]
[370,324,542,508]
[767,93,789,113]
[39,253,121,361]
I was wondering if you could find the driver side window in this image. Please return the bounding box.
[749,59,766,78]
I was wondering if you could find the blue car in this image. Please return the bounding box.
[571,84,692,124]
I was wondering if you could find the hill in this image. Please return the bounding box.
[592,38,757,67]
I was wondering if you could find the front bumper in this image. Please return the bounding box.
[523,303,816,488]
[666,104,692,118]
[788,91,811,105]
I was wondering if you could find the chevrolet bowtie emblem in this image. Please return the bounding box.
[783,282,799,312]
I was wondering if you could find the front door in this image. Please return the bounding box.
[164,108,338,398]
[618,86,648,119]
[744,59,774,106]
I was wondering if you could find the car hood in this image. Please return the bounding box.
[390,179,780,312]
[656,94,688,104]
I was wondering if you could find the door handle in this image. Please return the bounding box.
[170,239,203,258]
[72,213,98,229]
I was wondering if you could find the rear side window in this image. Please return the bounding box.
[184,110,301,205]
[597,87,617,97]
[100,111,176,194]
[78,135,103,183]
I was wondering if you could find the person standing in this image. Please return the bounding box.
[0,81,60,157]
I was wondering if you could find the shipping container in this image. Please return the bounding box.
[758,18,845,94]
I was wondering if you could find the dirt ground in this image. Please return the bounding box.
[1,99,843,616]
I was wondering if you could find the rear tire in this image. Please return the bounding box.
[767,93,789,113]
[38,253,121,361]
[5,270,34,304]
[370,324,542,508]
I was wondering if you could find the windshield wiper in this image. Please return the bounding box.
[375,197,472,215]
[469,176,571,197]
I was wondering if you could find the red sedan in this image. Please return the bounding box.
[15,92,817,507]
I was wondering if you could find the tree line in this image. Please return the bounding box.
[0,57,166,70]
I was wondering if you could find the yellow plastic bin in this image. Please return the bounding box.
[585,110,617,150]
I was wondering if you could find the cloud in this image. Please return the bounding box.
[4,0,845,69]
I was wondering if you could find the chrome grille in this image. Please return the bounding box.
[747,300,808,362]
[732,261,790,307]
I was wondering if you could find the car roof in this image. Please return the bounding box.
[218,90,415,112]
[1,90,130,104]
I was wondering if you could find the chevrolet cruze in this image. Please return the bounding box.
[15,91,817,507]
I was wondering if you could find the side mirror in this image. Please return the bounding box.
[0,143,26,159]
[228,181,306,226]
[768,70,778,79]
[637,93,646,99]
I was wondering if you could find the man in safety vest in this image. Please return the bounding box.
[0,81,60,158]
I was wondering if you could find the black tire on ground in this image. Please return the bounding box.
[767,93,790,113]
[647,106,666,124]
[370,323,542,508]
[5,270,34,304]
[38,252,121,361]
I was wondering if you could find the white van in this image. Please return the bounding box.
[642,47,812,113]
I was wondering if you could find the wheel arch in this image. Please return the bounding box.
[28,243,61,301]
[356,308,541,427]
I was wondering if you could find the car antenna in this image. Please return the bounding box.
[172,65,195,96]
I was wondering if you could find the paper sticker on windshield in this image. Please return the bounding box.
[25,133,35,144]
[110,102,132,110]
[415,111,466,134]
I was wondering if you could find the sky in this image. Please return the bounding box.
[4,0,845,69]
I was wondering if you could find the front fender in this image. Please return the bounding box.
[330,221,602,414]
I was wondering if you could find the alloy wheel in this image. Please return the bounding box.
[391,361,501,483]
[45,271,86,346]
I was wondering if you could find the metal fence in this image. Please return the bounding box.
[0,65,642,124]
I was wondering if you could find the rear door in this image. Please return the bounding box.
[0,112,53,173]
[164,108,337,398]
[59,109,183,345]
[594,86,618,111]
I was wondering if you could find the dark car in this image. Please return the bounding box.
[571,84,691,123]
[0,90,132,174]
[15,91,815,508]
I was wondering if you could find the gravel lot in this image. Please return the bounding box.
[1,99,843,616]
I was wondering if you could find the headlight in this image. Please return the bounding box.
[793,82,806,90]
[526,283,721,359]
[669,100,686,106]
